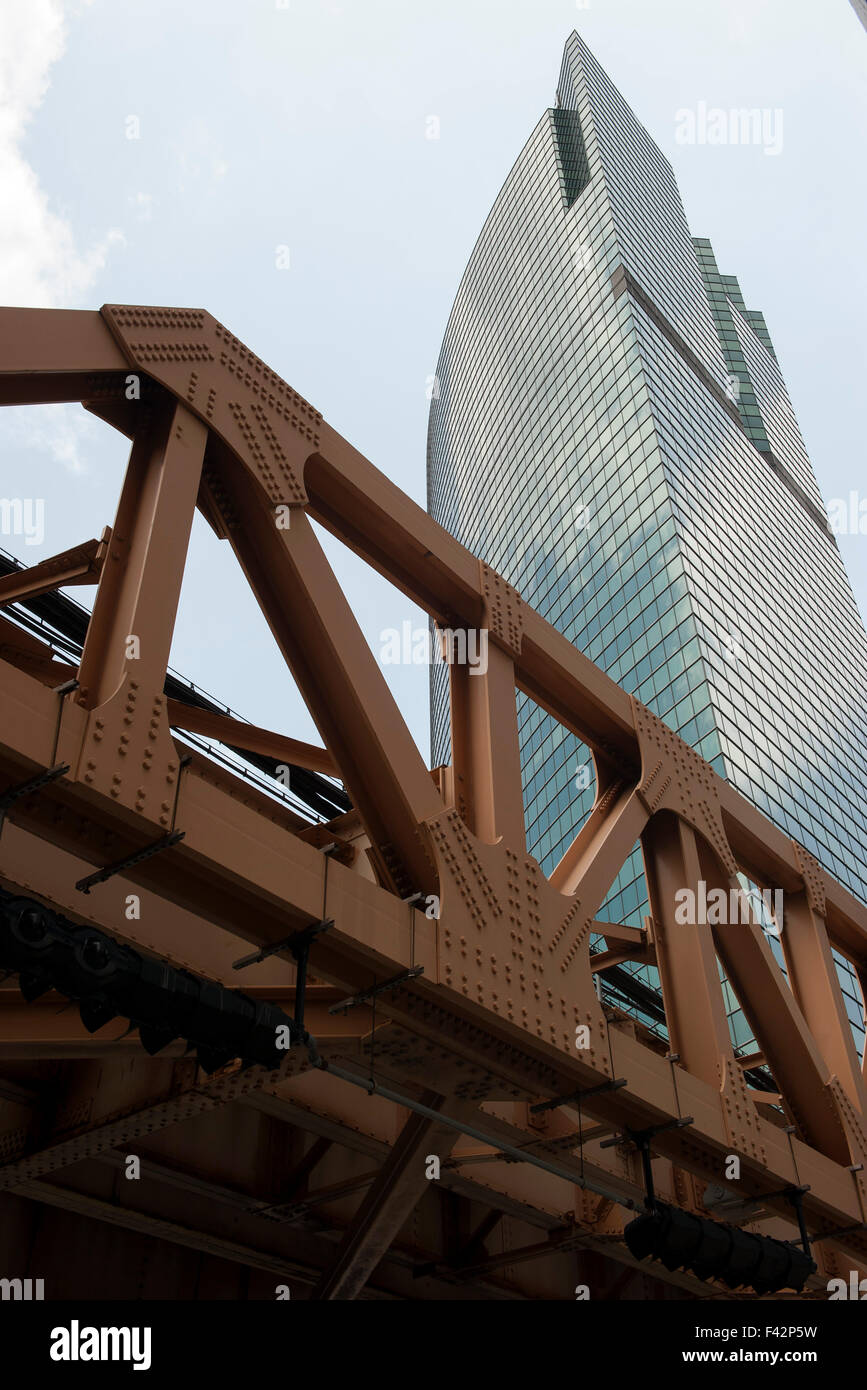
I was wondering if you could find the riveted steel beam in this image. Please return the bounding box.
[0,304,866,1297]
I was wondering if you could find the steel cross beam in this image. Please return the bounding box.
[0,304,866,1298]
[311,1091,478,1299]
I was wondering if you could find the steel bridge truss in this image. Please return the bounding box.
[0,304,865,1300]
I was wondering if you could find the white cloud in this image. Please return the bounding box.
[174,115,230,193]
[128,190,154,221]
[1,401,100,476]
[0,0,121,308]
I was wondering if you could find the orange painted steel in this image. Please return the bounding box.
[0,304,866,1299]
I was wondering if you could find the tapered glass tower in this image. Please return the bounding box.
[427,32,867,1055]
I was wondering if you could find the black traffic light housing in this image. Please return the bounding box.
[0,887,301,1073]
[624,1200,816,1293]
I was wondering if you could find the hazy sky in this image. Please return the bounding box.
[1,0,865,760]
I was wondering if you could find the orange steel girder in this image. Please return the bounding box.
[0,305,867,1293]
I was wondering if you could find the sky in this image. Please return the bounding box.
[1,0,865,761]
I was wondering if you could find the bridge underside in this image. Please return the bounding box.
[0,304,866,1300]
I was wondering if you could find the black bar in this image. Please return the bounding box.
[600,1115,694,1149]
[529,1076,627,1114]
[0,762,70,829]
[327,965,425,1014]
[231,918,333,971]
[75,830,185,894]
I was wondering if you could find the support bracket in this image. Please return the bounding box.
[0,762,70,834]
[328,966,425,1016]
[233,917,333,1040]
[530,1076,627,1115]
[600,1117,695,1209]
[75,830,185,894]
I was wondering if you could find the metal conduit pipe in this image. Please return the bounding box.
[312,1056,641,1213]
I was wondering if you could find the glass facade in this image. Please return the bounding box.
[427,32,867,1058]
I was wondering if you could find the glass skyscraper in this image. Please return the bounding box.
[427,32,867,1058]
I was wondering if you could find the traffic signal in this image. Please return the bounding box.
[624,1200,815,1293]
[0,888,300,1072]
